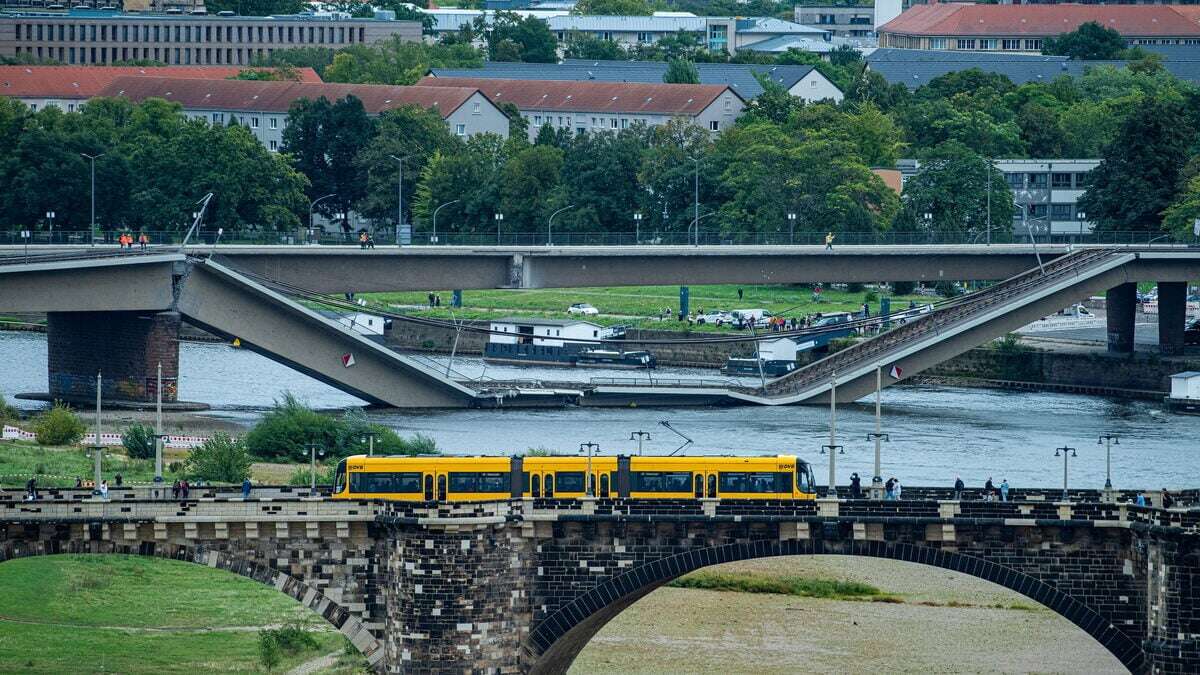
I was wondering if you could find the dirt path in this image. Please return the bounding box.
[286,651,342,675]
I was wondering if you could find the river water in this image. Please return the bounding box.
[2,331,1197,489]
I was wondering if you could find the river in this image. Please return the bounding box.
[2,331,1196,489]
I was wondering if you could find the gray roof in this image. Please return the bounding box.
[430,60,822,99]
[869,57,1200,88]
[739,35,836,53]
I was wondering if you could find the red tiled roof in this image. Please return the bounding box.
[98,76,485,119]
[0,65,322,100]
[880,3,1200,38]
[417,76,741,115]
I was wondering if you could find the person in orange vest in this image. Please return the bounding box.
[138,232,149,250]
[118,232,128,249]
[359,231,368,249]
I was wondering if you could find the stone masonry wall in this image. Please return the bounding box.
[47,310,181,402]
[927,347,1200,393]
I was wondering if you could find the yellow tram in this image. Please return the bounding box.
[331,454,817,501]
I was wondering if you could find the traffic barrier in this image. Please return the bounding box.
[3,425,217,449]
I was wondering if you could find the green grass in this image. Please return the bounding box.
[360,284,934,332]
[0,555,341,673]
[667,571,901,602]
[0,441,182,488]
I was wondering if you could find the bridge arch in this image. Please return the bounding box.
[0,538,383,666]
[525,538,1145,675]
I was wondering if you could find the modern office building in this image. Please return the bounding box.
[794,5,875,39]
[419,76,745,140]
[879,4,1200,52]
[429,60,843,102]
[544,14,830,56]
[0,9,421,65]
[898,158,1102,234]
[0,64,321,110]
[98,76,510,150]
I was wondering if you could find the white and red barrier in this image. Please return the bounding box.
[3,425,216,449]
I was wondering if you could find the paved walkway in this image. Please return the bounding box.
[286,650,342,675]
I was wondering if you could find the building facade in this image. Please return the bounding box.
[97,77,509,150]
[0,10,421,65]
[545,14,829,55]
[420,76,745,140]
[879,4,1200,52]
[794,5,875,39]
[899,158,1101,234]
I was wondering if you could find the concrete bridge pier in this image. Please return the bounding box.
[1157,281,1188,356]
[1107,282,1138,353]
[46,310,180,403]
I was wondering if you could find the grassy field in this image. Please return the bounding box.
[0,555,349,674]
[361,284,935,331]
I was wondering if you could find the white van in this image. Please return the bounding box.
[731,309,772,328]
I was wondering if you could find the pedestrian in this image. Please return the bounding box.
[1136,493,1146,507]
[99,480,109,499]
[242,477,252,499]
[74,476,83,489]
[893,478,902,500]
[25,477,36,501]
[984,477,995,502]
[884,477,896,500]
[953,475,964,500]
[1162,489,1174,509]
[172,479,181,500]
[862,302,870,318]
[435,295,441,308]
[1000,478,1009,502]
[138,232,149,250]
[824,231,835,251]
[737,288,744,301]
[181,479,190,500]
[114,473,123,487]
[849,472,862,499]
[359,231,368,249]
[428,292,435,308]
[366,234,375,249]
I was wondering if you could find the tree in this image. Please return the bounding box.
[1016,101,1066,158]
[251,47,337,78]
[574,0,652,15]
[559,127,648,231]
[244,393,342,462]
[1163,173,1200,241]
[563,32,628,60]
[258,631,282,673]
[34,403,86,446]
[894,141,1015,240]
[205,0,305,15]
[185,433,252,483]
[482,12,557,63]
[321,39,483,85]
[499,144,565,230]
[281,95,376,232]
[1078,98,1195,232]
[842,103,905,168]
[412,133,509,236]
[1042,21,1128,61]
[122,423,155,460]
[498,101,528,141]
[664,59,701,84]
[636,119,715,235]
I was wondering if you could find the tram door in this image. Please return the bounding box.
[707,473,718,499]
[424,474,434,501]
[531,473,541,498]
[437,474,447,501]
[599,473,611,498]
[693,473,704,498]
[544,474,555,498]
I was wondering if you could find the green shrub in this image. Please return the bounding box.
[934,280,963,298]
[185,432,251,483]
[525,446,561,456]
[258,631,281,672]
[287,465,337,487]
[994,333,1028,355]
[863,290,879,303]
[121,423,155,460]
[0,394,17,424]
[245,393,341,462]
[892,281,916,295]
[846,282,865,293]
[34,402,87,446]
[167,461,183,474]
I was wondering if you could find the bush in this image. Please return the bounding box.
[245,393,341,462]
[0,394,17,424]
[335,410,439,458]
[34,402,87,446]
[258,631,281,673]
[185,432,251,483]
[287,465,338,487]
[846,282,865,293]
[863,290,879,304]
[892,281,916,295]
[121,423,155,459]
[934,280,963,298]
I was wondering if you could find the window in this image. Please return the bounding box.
[1051,172,1072,189]
[269,140,277,151]
[1028,204,1047,218]
[251,116,259,128]
[1005,173,1023,190]
[620,118,628,129]
[455,123,466,136]
[610,118,618,129]
[637,31,653,43]
[956,39,976,50]
[1028,172,1048,189]
[211,112,224,123]
[1024,39,1041,50]
[719,472,791,493]
[979,39,997,51]
[724,96,732,110]
[534,115,542,124]
[709,120,719,131]
[67,103,75,112]
[270,117,278,129]
[447,472,509,493]
[472,102,481,114]
[350,471,422,493]
[1050,203,1074,220]
[555,472,585,493]
[1002,39,1020,50]
[1075,172,1092,188]
[631,471,692,492]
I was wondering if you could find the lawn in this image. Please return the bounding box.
[0,555,348,674]
[361,284,936,331]
[0,441,181,488]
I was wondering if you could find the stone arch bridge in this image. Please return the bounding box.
[0,492,1196,673]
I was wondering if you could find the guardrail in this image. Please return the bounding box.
[589,376,741,388]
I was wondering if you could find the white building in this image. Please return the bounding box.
[545,14,829,56]
[489,317,602,347]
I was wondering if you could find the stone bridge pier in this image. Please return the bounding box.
[46,310,181,403]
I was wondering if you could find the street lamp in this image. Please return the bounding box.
[1054,446,1077,502]
[787,212,797,245]
[362,431,377,457]
[547,204,575,246]
[305,443,325,493]
[389,155,410,247]
[865,364,889,499]
[81,152,104,246]
[629,431,651,456]
[691,156,701,246]
[431,199,459,244]
[494,212,504,245]
[579,442,598,496]
[1098,435,1119,493]
[1077,210,1087,237]
[308,193,336,245]
[1014,202,1045,275]
[633,212,643,244]
[45,211,56,243]
[820,371,842,498]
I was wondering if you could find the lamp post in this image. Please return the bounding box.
[92,370,103,494]
[821,371,842,498]
[1098,435,1119,496]
[389,154,410,247]
[865,364,889,499]
[547,204,575,246]
[308,193,336,245]
[985,157,992,246]
[431,199,459,244]
[629,431,651,456]
[1077,210,1087,238]
[1014,202,1045,275]
[691,156,701,247]
[81,152,104,246]
[579,443,598,496]
[305,443,325,493]
[787,212,796,245]
[1054,446,1077,502]
[362,432,377,457]
[45,211,56,243]
[633,211,642,244]
[494,212,504,245]
[154,361,164,485]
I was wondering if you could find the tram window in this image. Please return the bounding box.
[556,471,585,492]
[522,472,530,492]
[350,471,422,493]
[532,474,541,498]
[719,472,791,493]
[334,460,347,493]
[797,465,812,492]
[599,473,610,498]
[544,474,554,497]
[448,472,509,493]
[631,471,692,492]
[707,474,717,498]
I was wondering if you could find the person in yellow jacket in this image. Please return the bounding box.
[824,232,835,251]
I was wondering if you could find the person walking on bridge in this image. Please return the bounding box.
[1000,478,1010,502]
[953,475,965,500]
[824,232,835,251]
[242,477,252,499]
[984,477,995,502]
[137,232,149,250]
[849,473,862,499]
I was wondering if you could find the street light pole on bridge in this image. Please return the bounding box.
[822,372,843,498]
[81,152,104,246]
[1098,434,1119,500]
[1055,446,1076,502]
[866,365,889,500]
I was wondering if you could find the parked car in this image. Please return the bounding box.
[696,310,732,326]
[567,303,599,316]
[731,309,772,329]
[1186,318,1200,346]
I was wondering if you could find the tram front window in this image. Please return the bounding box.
[334,460,347,494]
[796,463,814,494]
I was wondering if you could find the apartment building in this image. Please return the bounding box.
[899,158,1101,234]
[419,76,745,140]
[794,5,875,39]
[545,14,829,56]
[0,9,421,65]
[97,76,509,150]
[879,4,1200,52]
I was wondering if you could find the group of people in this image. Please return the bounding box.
[116,232,149,250]
[846,473,903,499]
[1135,489,1176,509]
[171,479,192,500]
[427,293,444,308]
[357,231,376,249]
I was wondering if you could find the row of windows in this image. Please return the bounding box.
[15,43,285,65]
[1017,203,1087,220]
[345,469,800,495]
[15,21,367,46]
[1004,171,1092,190]
[718,472,793,493]
[925,37,1043,51]
[350,471,422,494]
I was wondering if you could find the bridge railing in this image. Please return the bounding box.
[3,230,1199,248]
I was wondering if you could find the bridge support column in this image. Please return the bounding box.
[1106,283,1137,354]
[1143,534,1200,673]
[47,310,180,403]
[1157,282,1187,356]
